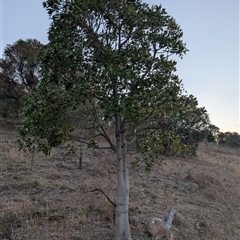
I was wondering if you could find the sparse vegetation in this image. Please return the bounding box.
[1,125,240,239]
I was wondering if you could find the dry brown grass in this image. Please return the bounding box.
[0,126,240,239]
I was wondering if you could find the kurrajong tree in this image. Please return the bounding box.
[18,0,209,239]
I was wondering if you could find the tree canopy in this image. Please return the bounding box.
[19,0,192,156]
[0,39,43,117]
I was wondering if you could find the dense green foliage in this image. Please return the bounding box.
[0,39,43,118]
[167,110,218,155]
[18,0,211,161]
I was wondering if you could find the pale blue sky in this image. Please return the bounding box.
[0,0,239,133]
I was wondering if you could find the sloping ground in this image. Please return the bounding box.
[0,127,239,239]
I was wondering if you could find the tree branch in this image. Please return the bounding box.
[87,188,116,208]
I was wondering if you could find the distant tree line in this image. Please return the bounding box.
[207,131,240,148]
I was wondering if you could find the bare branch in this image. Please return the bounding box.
[87,188,116,208]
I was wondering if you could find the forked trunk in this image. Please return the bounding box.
[115,115,131,240]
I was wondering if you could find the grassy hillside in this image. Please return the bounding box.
[0,125,240,239]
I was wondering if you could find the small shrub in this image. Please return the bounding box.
[0,211,21,239]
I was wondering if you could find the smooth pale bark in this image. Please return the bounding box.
[115,115,131,240]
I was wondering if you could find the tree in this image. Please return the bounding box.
[18,1,208,238]
[164,103,219,154]
[207,132,216,143]
[225,132,240,148]
[217,131,240,148]
[0,39,43,117]
[217,132,226,145]
[206,124,219,143]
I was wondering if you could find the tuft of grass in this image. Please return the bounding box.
[0,211,21,239]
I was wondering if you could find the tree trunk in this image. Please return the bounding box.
[115,115,131,240]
